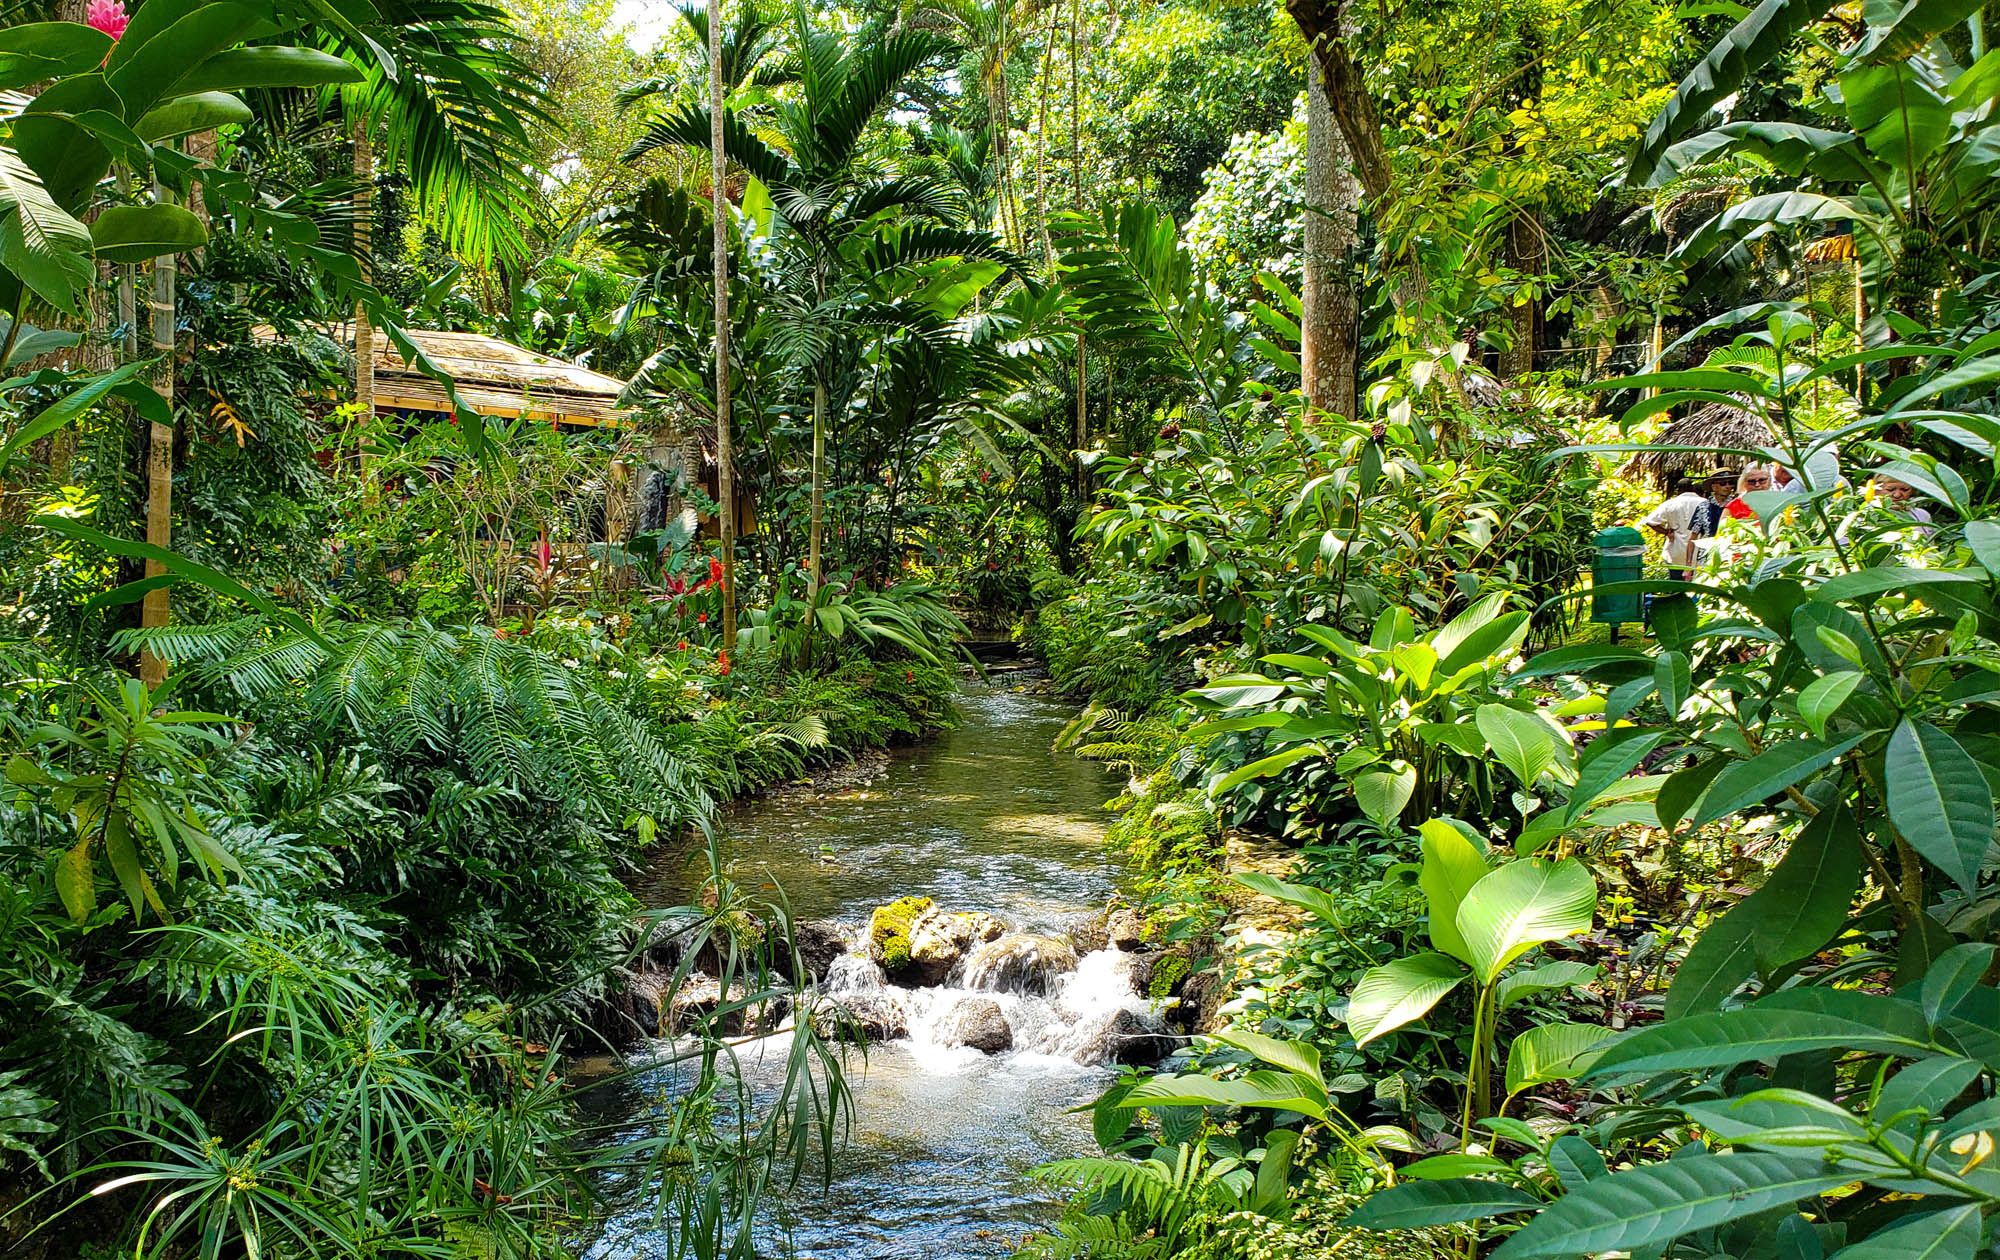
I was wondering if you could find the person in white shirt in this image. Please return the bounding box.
[1641,472,1733,580]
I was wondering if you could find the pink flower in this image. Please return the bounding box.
[85,0,127,39]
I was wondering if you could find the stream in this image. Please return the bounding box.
[583,672,1161,1259]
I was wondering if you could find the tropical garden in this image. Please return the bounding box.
[2,0,1999,1253]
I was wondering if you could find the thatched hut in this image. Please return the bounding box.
[1619,401,1771,491]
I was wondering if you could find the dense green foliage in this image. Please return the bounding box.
[5,0,2000,1253]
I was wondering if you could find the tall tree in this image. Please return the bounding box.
[709,0,737,645]
[628,9,1014,616]
[1300,57,1359,421]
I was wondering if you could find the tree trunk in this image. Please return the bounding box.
[1500,210,1540,380]
[1070,0,1088,501]
[1285,0,1392,206]
[806,372,826,605]
[1301,57,1360,422]
[138,176,177,687]
[710,0,737,648]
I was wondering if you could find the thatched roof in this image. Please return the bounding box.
[1619,402,1771,490]
[260,325,635,427]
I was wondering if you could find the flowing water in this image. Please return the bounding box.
[584,674,1158,1259]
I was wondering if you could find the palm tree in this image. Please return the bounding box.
[323,0,552,427]
[905,0,1054,249]
[627,5,1016,620]
[707,0,738,646]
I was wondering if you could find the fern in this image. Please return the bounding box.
[117,617,713,832]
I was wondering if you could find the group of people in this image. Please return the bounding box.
[1640,461,1932,580]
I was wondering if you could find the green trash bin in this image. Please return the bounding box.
[1591,526,1646,629]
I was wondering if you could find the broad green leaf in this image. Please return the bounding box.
[1797,671,1862,739]
[1347,952,1466,1045]
[1825,1203,1981,1260]
[1750,801,1863,973]
[1210,742,1324,795]
[1496,961,1600,1011]
[0,360,158,470]
[1566,729,1665,822]
[1839,61,1953,173]
[1873,1056,1983,1129]
[1489,1152,1853,1260]
[1510,642,1654,679]
[1965,519,2000,580]
[1400,1153,1514,1180]
[1682,1089,1868,1146]
[0,147,93,315]
[1672,190,1860,265]
[1352,763,1416,825]
[55,834,94,924]
[1456,858,1597,985]
[1667,894,1761,1018]
[1418,817,1489,963]
[1547,1135,1608,1188]
[1660,802,1865,1016]
[0,23,115,89]
[1658,756,1727,833]
[1655,650,1691,718]
[1884,719,1994,895]
[1813,566,1983,603]
[134,90,251,142]
[1120,1069,1326,1121]
[1478,703,1563,790]
[1232,871,1343,924]
[1259,651,1330,677]
[1918,943,1996,1026]
[1388,643,1438,690]
[1590,989,1939,1077]
[1689,735,1863,830]
[1434,601,1531,676]
[89,204,208,263]
[1629,0,1829,183]
[104,2,268,121]
[171,46,363,93]
[1212,1028,1321,1079]
[1505,1022,1610,1094]
[1344,1178,1541,1231]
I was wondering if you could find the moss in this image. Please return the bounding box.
[1147,950,1193,1000]
[869,895,933,971]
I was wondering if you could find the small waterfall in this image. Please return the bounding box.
[802,913,1173,1069]
[960,933,1079,996]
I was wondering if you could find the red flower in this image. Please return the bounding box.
[1726,497,1755,520]
[904,669,913,683]
[697,612,709,624]
[86,0,128,39]
[716,651,731,677]
[677,639,689,651]
[709,556,724,585]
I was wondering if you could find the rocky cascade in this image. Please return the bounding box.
[596,899,1191,1068]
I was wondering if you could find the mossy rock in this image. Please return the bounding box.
[868,895,933,971]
